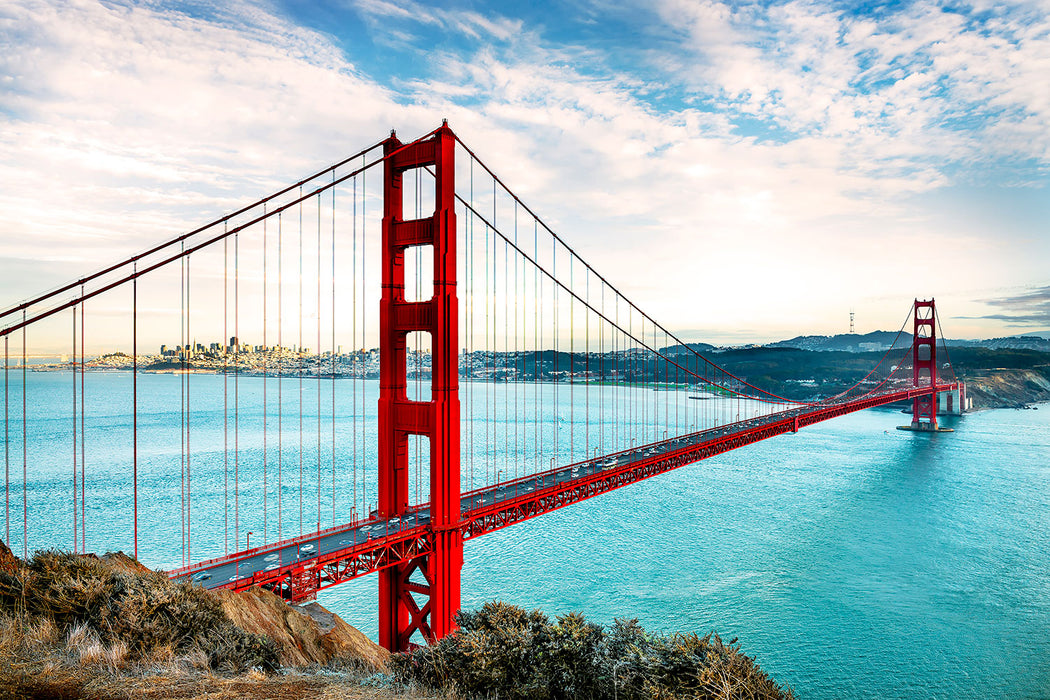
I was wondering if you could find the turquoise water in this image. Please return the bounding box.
[317,405,1050,699]
[2,370,1049,698]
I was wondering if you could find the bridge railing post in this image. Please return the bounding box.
[378,123,462,651]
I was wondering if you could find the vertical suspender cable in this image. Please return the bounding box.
[673,330,678,437]
[552,235,557,466]
[22,313,27,557]
[415,174,421,503]
[71,309,77,552]
[278,213,284,539]
[504,236,508,477]
[361,158,367,515]
[492,179,497,485]
[180,250,186,564]
[484,182,490,485]
[258,209,267,545]
[626,307,631,448]
[600,279,604,456]
[468,161,473,492]
[513,203,518,475]
[79,297,85,554]
[317,193,322,530]
[186,254,191,563]
[331,173,337,525]
[534,218,539,474]
[519,211,525,475]
[351,177,357,520]
[133,265,138,561]
[235,230,240,550]
[614,299,619,451]
[299,188,304,536]
[223,230,229,555]
[3,335,8,545]
[569,256,573,463]
[466,189,472,490]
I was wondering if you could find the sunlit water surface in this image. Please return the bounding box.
[3,371,1049,698]
[321,404,1050,699]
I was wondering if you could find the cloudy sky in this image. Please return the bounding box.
[1,0,1048,343]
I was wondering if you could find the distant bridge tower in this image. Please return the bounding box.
[378,123,462,651]
[911,299,938,430]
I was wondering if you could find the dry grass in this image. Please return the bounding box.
[0,542,791,699]
[0,549,278,672]
[0,609,458,700]
[0,542,464,699]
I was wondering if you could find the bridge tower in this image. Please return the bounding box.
[378,123,462,651]
[911,299,938,430]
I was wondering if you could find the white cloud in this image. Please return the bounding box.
[1,0,1047,344]
[0,0,430,269]
[653,0,1050,169]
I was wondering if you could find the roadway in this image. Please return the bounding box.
[171,385,949,594]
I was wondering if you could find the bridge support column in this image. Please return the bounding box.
[378,123,461,651]
[911,299,938,430]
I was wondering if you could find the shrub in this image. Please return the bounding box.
[391,601,793,700]
[0,549,278,672]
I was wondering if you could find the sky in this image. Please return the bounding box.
[1,0,1048,344]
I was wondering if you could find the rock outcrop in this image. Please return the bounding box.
[214,586,389,670]
[966,368,1050,408]
[0,539,18,573]
[0,542,388,673]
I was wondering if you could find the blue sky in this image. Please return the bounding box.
[1,0,1048,343]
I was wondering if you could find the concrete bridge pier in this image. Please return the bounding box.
[937,383,970,415]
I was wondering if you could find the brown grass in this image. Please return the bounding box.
[0,611,457,700]
[0,542,792,699]
[0,548,278,673]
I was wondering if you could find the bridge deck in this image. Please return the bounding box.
[169,384,955,599]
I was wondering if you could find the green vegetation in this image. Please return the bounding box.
[393,601,793,700]
[0,545,791,699]
[0,548,278,673]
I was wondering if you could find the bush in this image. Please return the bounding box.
[392,601,793,700]
[0,549,278,672]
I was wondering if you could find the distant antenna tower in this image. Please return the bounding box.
[849,308,855,334]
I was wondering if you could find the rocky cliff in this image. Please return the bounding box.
[214,586,388,670]
[965,367,1050,408]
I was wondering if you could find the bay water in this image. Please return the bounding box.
[2,369,1048,698]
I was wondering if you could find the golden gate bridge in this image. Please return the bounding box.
[0,122,961,651]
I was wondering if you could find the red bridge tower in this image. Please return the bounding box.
[378,123,462,651]
[911,299,938,430]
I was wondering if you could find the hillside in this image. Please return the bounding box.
[684,345,1050,408]
[766,330,906,353]
[0,543,792,700]
[765,331,1050,353]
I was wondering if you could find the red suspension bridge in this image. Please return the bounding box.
[0,122,962,651]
